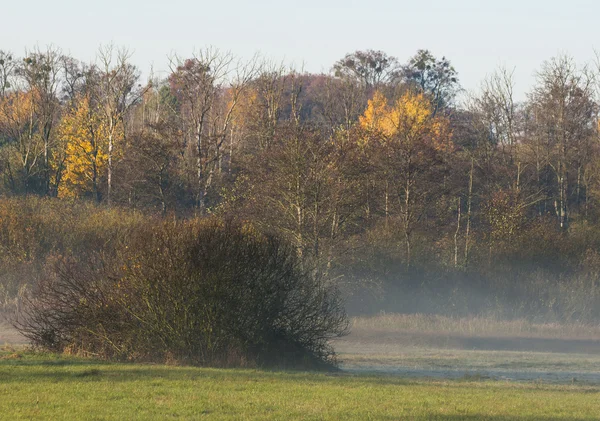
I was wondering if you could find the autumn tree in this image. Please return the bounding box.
[360,90,452,268]
[57,94,109,200]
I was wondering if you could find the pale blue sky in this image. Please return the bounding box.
[3,0,599,100]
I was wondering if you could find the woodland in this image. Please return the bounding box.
[2,46,600,323]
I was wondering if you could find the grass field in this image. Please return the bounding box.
[3,315,600,420]
[1,348,600,420]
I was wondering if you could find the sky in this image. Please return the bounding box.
[3,0,599,101]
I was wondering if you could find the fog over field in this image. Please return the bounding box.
[333,314,600,383]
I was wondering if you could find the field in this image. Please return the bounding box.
[2,315,600,420]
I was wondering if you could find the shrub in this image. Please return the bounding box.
[17,218,348,369]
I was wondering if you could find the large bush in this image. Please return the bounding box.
[17,218,348,369]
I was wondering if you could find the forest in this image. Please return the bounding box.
[2,45,600,323]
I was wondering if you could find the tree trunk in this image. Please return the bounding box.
[576,164,581,209]
[326,207,339,277]
[313,189,320,260]
[196,122,204,211]
[454,196,461,268]
[464,158,474,268]
[404,177,411,269]
[43,131,49,196]
[557,161,568,230]
[107,118,114,206]
[384,179,389,229]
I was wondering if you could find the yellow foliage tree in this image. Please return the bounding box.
[359,90,451,150]
[359,90,395,137]
[56,95,110,200]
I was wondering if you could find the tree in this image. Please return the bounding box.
[528,56,596,230]
[0,51,16,99]
[232,122,358,277]
[56,94,109,200]
[247,62,288,150]
[169,49,258,212]
[59,55,87,106]
[0,89,43,193]
[472,68,521,186]
[402,50,459,115]
[118,120,182,214]
[20,46,62,195]
[333,50,400,90]
[360,90,452,268]
[320,74,367,138]
[96,45,142,205]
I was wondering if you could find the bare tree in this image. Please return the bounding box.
[0,88,43,193]
[0,51,16,99]
[402,50,460,115]
[472,67,521,189]
[96,45,143,205]
[321,74,367,138]
[251,61,287,150]
[333,50,400,90]
[19,46,62,195]
[169,48,258,212]
[528,56,596,230]
[60,55,88,105]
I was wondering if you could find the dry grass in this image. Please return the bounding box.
[351,313,600,340]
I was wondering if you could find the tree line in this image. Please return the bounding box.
[3,45,600,319]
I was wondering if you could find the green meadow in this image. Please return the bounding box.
[1,348,599,421]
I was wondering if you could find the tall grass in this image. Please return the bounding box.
[351,313,600,340]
